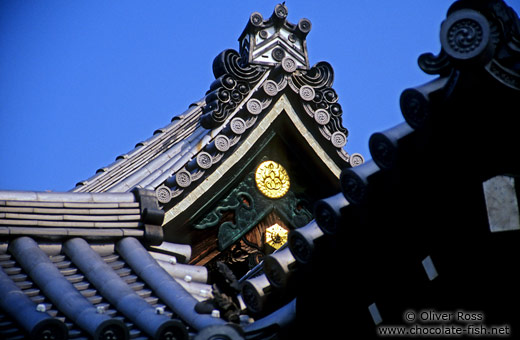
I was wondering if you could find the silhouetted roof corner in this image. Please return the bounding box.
[238,2,520,337]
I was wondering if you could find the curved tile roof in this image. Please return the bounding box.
[2,1,519,339]
[73,102,205,193]
[71,4,362,207]
[0,236,222,340]
[238,1,520,337]
[0,189,223,339]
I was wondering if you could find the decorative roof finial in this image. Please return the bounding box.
[238,3,311,70]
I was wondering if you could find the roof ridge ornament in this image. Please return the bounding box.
[194,3,358,170]
[76,3,362,197]
[417,0,520,91]
[239,3,311,70]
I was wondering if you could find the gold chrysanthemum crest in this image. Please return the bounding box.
[255,161,290,199]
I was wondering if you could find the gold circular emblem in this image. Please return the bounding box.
[255,161,290,199]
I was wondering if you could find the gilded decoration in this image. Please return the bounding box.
[265,223,288,249]
[255,161,290,199]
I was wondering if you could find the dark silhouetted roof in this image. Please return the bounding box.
[238,1,520,338]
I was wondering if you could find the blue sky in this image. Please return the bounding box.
[2,1,519,192]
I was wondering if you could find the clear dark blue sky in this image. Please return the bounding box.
[2,1,519,192]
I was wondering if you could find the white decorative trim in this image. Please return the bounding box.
[163,95,341,225]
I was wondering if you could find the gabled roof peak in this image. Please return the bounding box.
[239,3,311,70]
[73,4,362,199]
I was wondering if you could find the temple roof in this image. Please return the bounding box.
[1,4,362,338]
[1,1,519,339]
[1,191,146,240]
[0,189,225,339]
[239,1,520,337]
[71,4,363,208]
[72,103,204,194]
